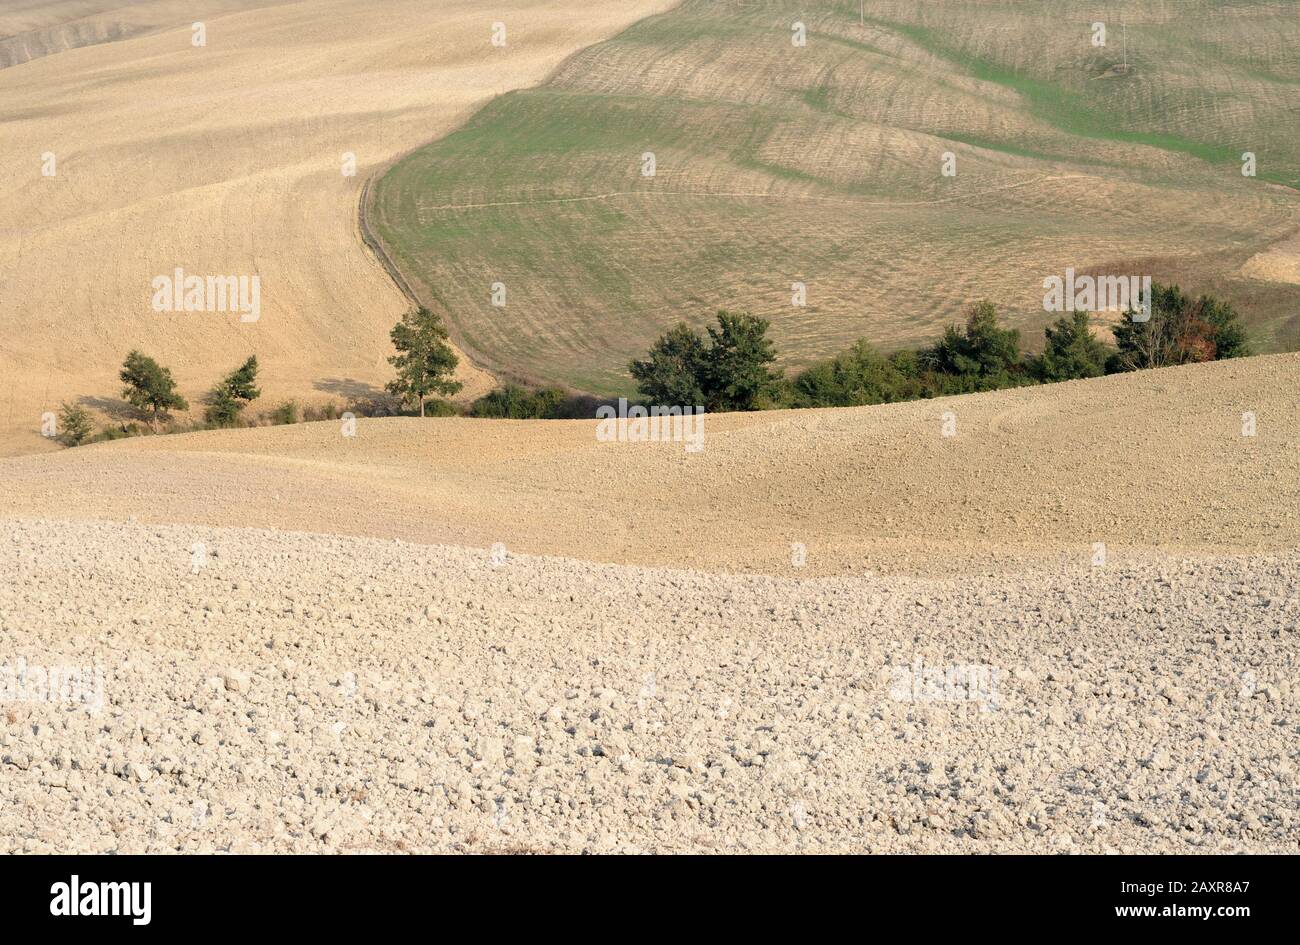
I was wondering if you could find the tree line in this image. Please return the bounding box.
[51,282,1252,444]
[630,283,1249,412]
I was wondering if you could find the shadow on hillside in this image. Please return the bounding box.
[314,377,385,400]
[313,377,403,417]
[77,395,138,423]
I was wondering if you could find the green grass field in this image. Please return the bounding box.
[370,0,1300,395]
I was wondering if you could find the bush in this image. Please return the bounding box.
[1109,284,1249,372]
[57,402,94,447]
[100,423,145,441]
[204,356,261,426]
[630,310,780,412]
[919,301,1028,391]
[470,385,568,419]
[1033,311,1112,381]
[266,401,300,425]
[420,398,460,418]
[791,341,912,407]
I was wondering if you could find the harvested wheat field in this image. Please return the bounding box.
[0,0,674,456]
[1,356,1297,853]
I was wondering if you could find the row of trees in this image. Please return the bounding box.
[56,351,262,446]
[116,350,262,430]
[630,284,1250,411]
[57,305,465,445]
[52,284,1253,445]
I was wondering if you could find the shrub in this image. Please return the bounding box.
[1109,284,1249,372]
[267,401,300,425]
[791,340,911,407]
[100,422,145,441]
[919,301,1027,391]
[57,402,94,446]
[470,385,568,419]
[204,355,261,426]
[1033,311,1112,381]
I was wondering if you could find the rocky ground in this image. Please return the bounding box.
[2,519,1294,853]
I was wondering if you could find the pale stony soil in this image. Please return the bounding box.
[0,0,673,456]
[1,519,1295,854]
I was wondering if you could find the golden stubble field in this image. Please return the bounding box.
[0,0,675,456]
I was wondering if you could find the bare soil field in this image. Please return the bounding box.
[1,338,1297,855]
[1,1,1296,858]
[1,518,1294,853]
[0,0,674,456]
[3,354,1297,577]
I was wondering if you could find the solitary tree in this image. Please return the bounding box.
[386,307,462,416]
[205,355,261,427]
[57,402,94,446]
[120,350,188,430]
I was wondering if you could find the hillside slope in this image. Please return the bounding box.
[3,354,1297,575]
[371,0,1300,395]
[0,0,674,456]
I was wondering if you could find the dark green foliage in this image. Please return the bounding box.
[702,311,781,411]
[628,323,707,406]
[470,385,569,419]
[57,402,94,446]
[1109,283,1250,372]
[119,350,188,430]
[386,307,463,416]
[204,355,261,426]
[919,301,1028,392]
[419,398,460,418]
[1033,311,1112,381]
[790,341,915,407]
[629,311,780,411]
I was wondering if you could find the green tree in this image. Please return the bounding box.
[1034,311,1111,381]
[57,402,94,446]
[205,355,261,426]
[628,323,707,406]
[702,310,781,411]
[120,350,188,430]
[386,307,462,416]
[793,340,909,407]
[1198,293,1250,360]
[921,301,1024,390]
[1109,284,1248,372]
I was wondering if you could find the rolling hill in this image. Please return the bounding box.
[370,0,1300,395]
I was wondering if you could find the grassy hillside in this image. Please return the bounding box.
[370,0,1300,395]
